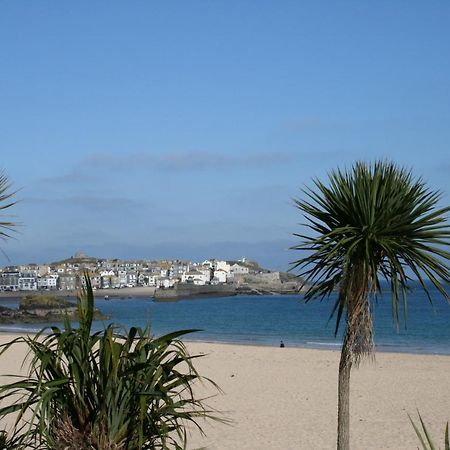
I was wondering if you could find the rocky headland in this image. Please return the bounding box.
[0,294,107,324]
[154,271,306,301]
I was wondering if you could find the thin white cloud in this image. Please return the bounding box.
[81,150,296,172]
[40,171,98,185]
[24,195,141,210]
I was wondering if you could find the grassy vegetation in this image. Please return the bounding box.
[0,275,219,449]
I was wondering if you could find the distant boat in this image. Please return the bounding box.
[104,295,109,300]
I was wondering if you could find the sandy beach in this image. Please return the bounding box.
[0,335,448,450]
[187,343,450,450]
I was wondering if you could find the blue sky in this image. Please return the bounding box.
[1,1,449,270]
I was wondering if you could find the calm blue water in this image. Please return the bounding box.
[1,284,449,355]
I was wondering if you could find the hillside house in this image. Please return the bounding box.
[37,274,58,290]
[181,269,208,285]
[58,274,78,291]
[230,263,249,275]
[212,269,227,283]
[0,271,20,291]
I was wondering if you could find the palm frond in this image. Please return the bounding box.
[291,160,450,340]
[0,171,18,242]
[0,273,222,449]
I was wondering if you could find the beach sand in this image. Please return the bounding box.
[187,342,450,450]
[0,335,448,449]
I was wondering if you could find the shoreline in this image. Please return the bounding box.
[176,337,450,357]
[0,285,302,301]
[1,292,448,357]
[0,286,157,299]
[0,327,448,357]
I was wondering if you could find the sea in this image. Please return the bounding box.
[0,283,449,355]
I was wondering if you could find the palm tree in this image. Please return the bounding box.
[0,170,18,446]
[291,160,450,450]
[0,171,17,244]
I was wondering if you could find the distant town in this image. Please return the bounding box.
[0,252,303,297]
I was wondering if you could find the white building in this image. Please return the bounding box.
[198,266,212,282]
[171,262,189,277]
[18,273,38,291]
[100,270,115,289]
[118,270,128,287]
[212,269,227,283]
[201,259,215,269]
[181,269,208,286]
[158,277,175,289]
[126,272,137,287]
[0,271,20,291]
[230,263,249,275]
[37,274,58,290]
[37,265,51,276]
[216,260,231,273]
[90,275,101,289]
[138,274,158,286]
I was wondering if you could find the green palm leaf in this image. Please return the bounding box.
[410,412,450,450]
[291,160,449,450]
[292,161,449,337]
[0,273,222,449]
[0,171,17,246]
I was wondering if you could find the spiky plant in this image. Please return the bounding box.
[0,275,219,449]
[291,160,450,450]
[0,171,17,246]
[410,412,449,450]
[0,426,30,450]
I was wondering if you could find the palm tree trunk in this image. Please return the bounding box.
[337,338,352,450]
[336,282,372,450]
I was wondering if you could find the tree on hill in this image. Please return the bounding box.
[291,160,450,450]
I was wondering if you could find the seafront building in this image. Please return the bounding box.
[0,253,254,293]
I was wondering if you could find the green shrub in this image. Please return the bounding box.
[0,427,29,450]
[0,275,219,449]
